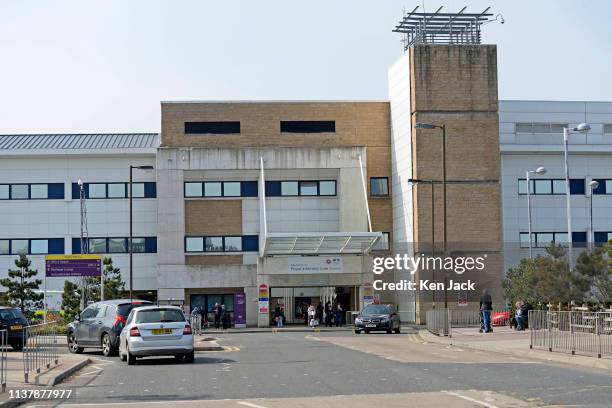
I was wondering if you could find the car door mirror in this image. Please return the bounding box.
[75,314,81,322]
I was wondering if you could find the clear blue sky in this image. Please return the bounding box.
[1,0,611,133]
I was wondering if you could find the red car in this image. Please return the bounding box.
[491,311,511,326]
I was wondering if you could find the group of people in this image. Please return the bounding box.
[512,300,533,331]
[190,302,231,330]
[479,289,534,333]
[306,301,343,328]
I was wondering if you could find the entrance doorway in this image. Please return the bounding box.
[269,286,357,325]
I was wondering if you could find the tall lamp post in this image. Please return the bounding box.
[408,178,436,308]
[415,122,447,307]
[129,165,154,301]
[588,180,599,250]
[562,123,591,269]
[526,167,547,259]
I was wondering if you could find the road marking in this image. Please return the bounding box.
[237,402,268,408]
[442,390,500,408]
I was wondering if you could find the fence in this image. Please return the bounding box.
[22,323,59,383]
[529,310,612,358]
[426,309,511,337]
[0,330,6,392]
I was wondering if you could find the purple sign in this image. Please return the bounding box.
[46,258,101,277]
[234,293,246,326]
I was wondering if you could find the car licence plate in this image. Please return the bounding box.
[365,324,377,328]
[151,328,172,335]
[10,325,22,331]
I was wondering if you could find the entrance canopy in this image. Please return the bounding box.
[262,232,382,256]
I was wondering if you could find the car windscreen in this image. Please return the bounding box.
[135,309,185,324]
[362,305,391,315]
[0,309,26,322]
[117,302,152,318]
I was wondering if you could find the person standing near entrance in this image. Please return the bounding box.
[479,289,493,333]
[307,304,315,327]
[213,302,221,329]
[274,302,284,328]
[315,303,323,325]
[324,301,333,327]
[335,303,343,327]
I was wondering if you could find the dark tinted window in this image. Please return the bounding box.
[185,121,240,134]
[136,309,185,323]
[280,121,335,133]
[117,301,153,317]
[0,309,26,321]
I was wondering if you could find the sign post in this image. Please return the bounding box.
[45,255,102,323]
[258,284,269,314]
[234,293,246,328]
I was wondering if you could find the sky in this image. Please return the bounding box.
[1,0,611,133]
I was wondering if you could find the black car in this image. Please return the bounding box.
[354,304,401,334]
[0,307,29,350]
[67,299,152,356]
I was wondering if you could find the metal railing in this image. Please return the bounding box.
[0,330,6,392]
[190,315,203,335]
[23,323,59,383]
[426,309,512,337]
[529,310,612,358]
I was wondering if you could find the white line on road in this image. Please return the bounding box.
[442,390,500,408]
[237,401,269,408]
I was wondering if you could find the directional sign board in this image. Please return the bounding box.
[45,255,102,277]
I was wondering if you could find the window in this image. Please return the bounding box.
[88,238,107,253]
[223,182,241,197]
[515,123,567,133]
[0,240,8,255]
[108,238,127,253]
[95,305,108,319]
[592,179,612,195]
[552,180,566,194]
[0,185,8,199]
[299,181,318,196]
[204,182,222,197]
[594,232,612,244]
[205,237,223,252]
[107,184,126,198]
[11,185,28,199]
[131,183,145,198]
[185,182,203,197]
[518,179,585,195]
[370,177,389,196]
[30,240,48,254]
[185,121,241,134]
[319,181,336,196]
[30,184,48,199]
[88,184,106,198]
[373,232,390,251]
[81,306,98,320]
[519,232,573,248]
[130,238,146,253]
[534,180,551,194]
[11,240,28,254]
[185,235,259,253]
[603,124,612,134]
[281,181,299,196]
[280,121,335,133]
[241,181,258,197]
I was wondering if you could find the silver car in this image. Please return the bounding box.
[119,305,194,365]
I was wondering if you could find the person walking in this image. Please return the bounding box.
[335,303,343,327]
[479,289,493,333]
[307,304,316,327]
[213,302,221,329]
[221,304,229,330]
[274,302,284,328]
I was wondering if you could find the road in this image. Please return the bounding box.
[22,330,612,407]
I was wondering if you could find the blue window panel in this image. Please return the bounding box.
[48,183,65,199]
[242,235,259,252]
[593,179,606,195]
[144,182,157,198]
[241,181,258,197]
[72,238,82,254]
[572,232,587,244]
[48,238,65,254]
[265,181,281,197]
[594,232,609,243]
[71,183,89,199]
[569,179,585,195]
[145,237,157,253]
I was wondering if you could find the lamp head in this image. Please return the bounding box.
[415,122,438,130]
[573,123,591,134]
[77,178,83,186]
[534,166,547,175]
[589,180,599,190]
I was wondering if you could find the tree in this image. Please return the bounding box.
[102,257,125,300]
[0,254,43,318]
[575,241,612,308]
[61,280,81,322]
[502,257,543,307]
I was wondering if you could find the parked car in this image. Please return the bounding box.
[0,307,29,350]
[492,311,511,327]
[119,305,194,365]
[354,304,401,334]
[67,299,152,356]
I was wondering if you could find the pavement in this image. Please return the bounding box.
[32,330,612,407]
[419,326,612,372]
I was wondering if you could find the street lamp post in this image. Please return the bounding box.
[129,165,154,301]
[562,123,591,268]
[415,122,447,307]
[526,167,547,259]
[588,180,599,250]
[408,178,435,308]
